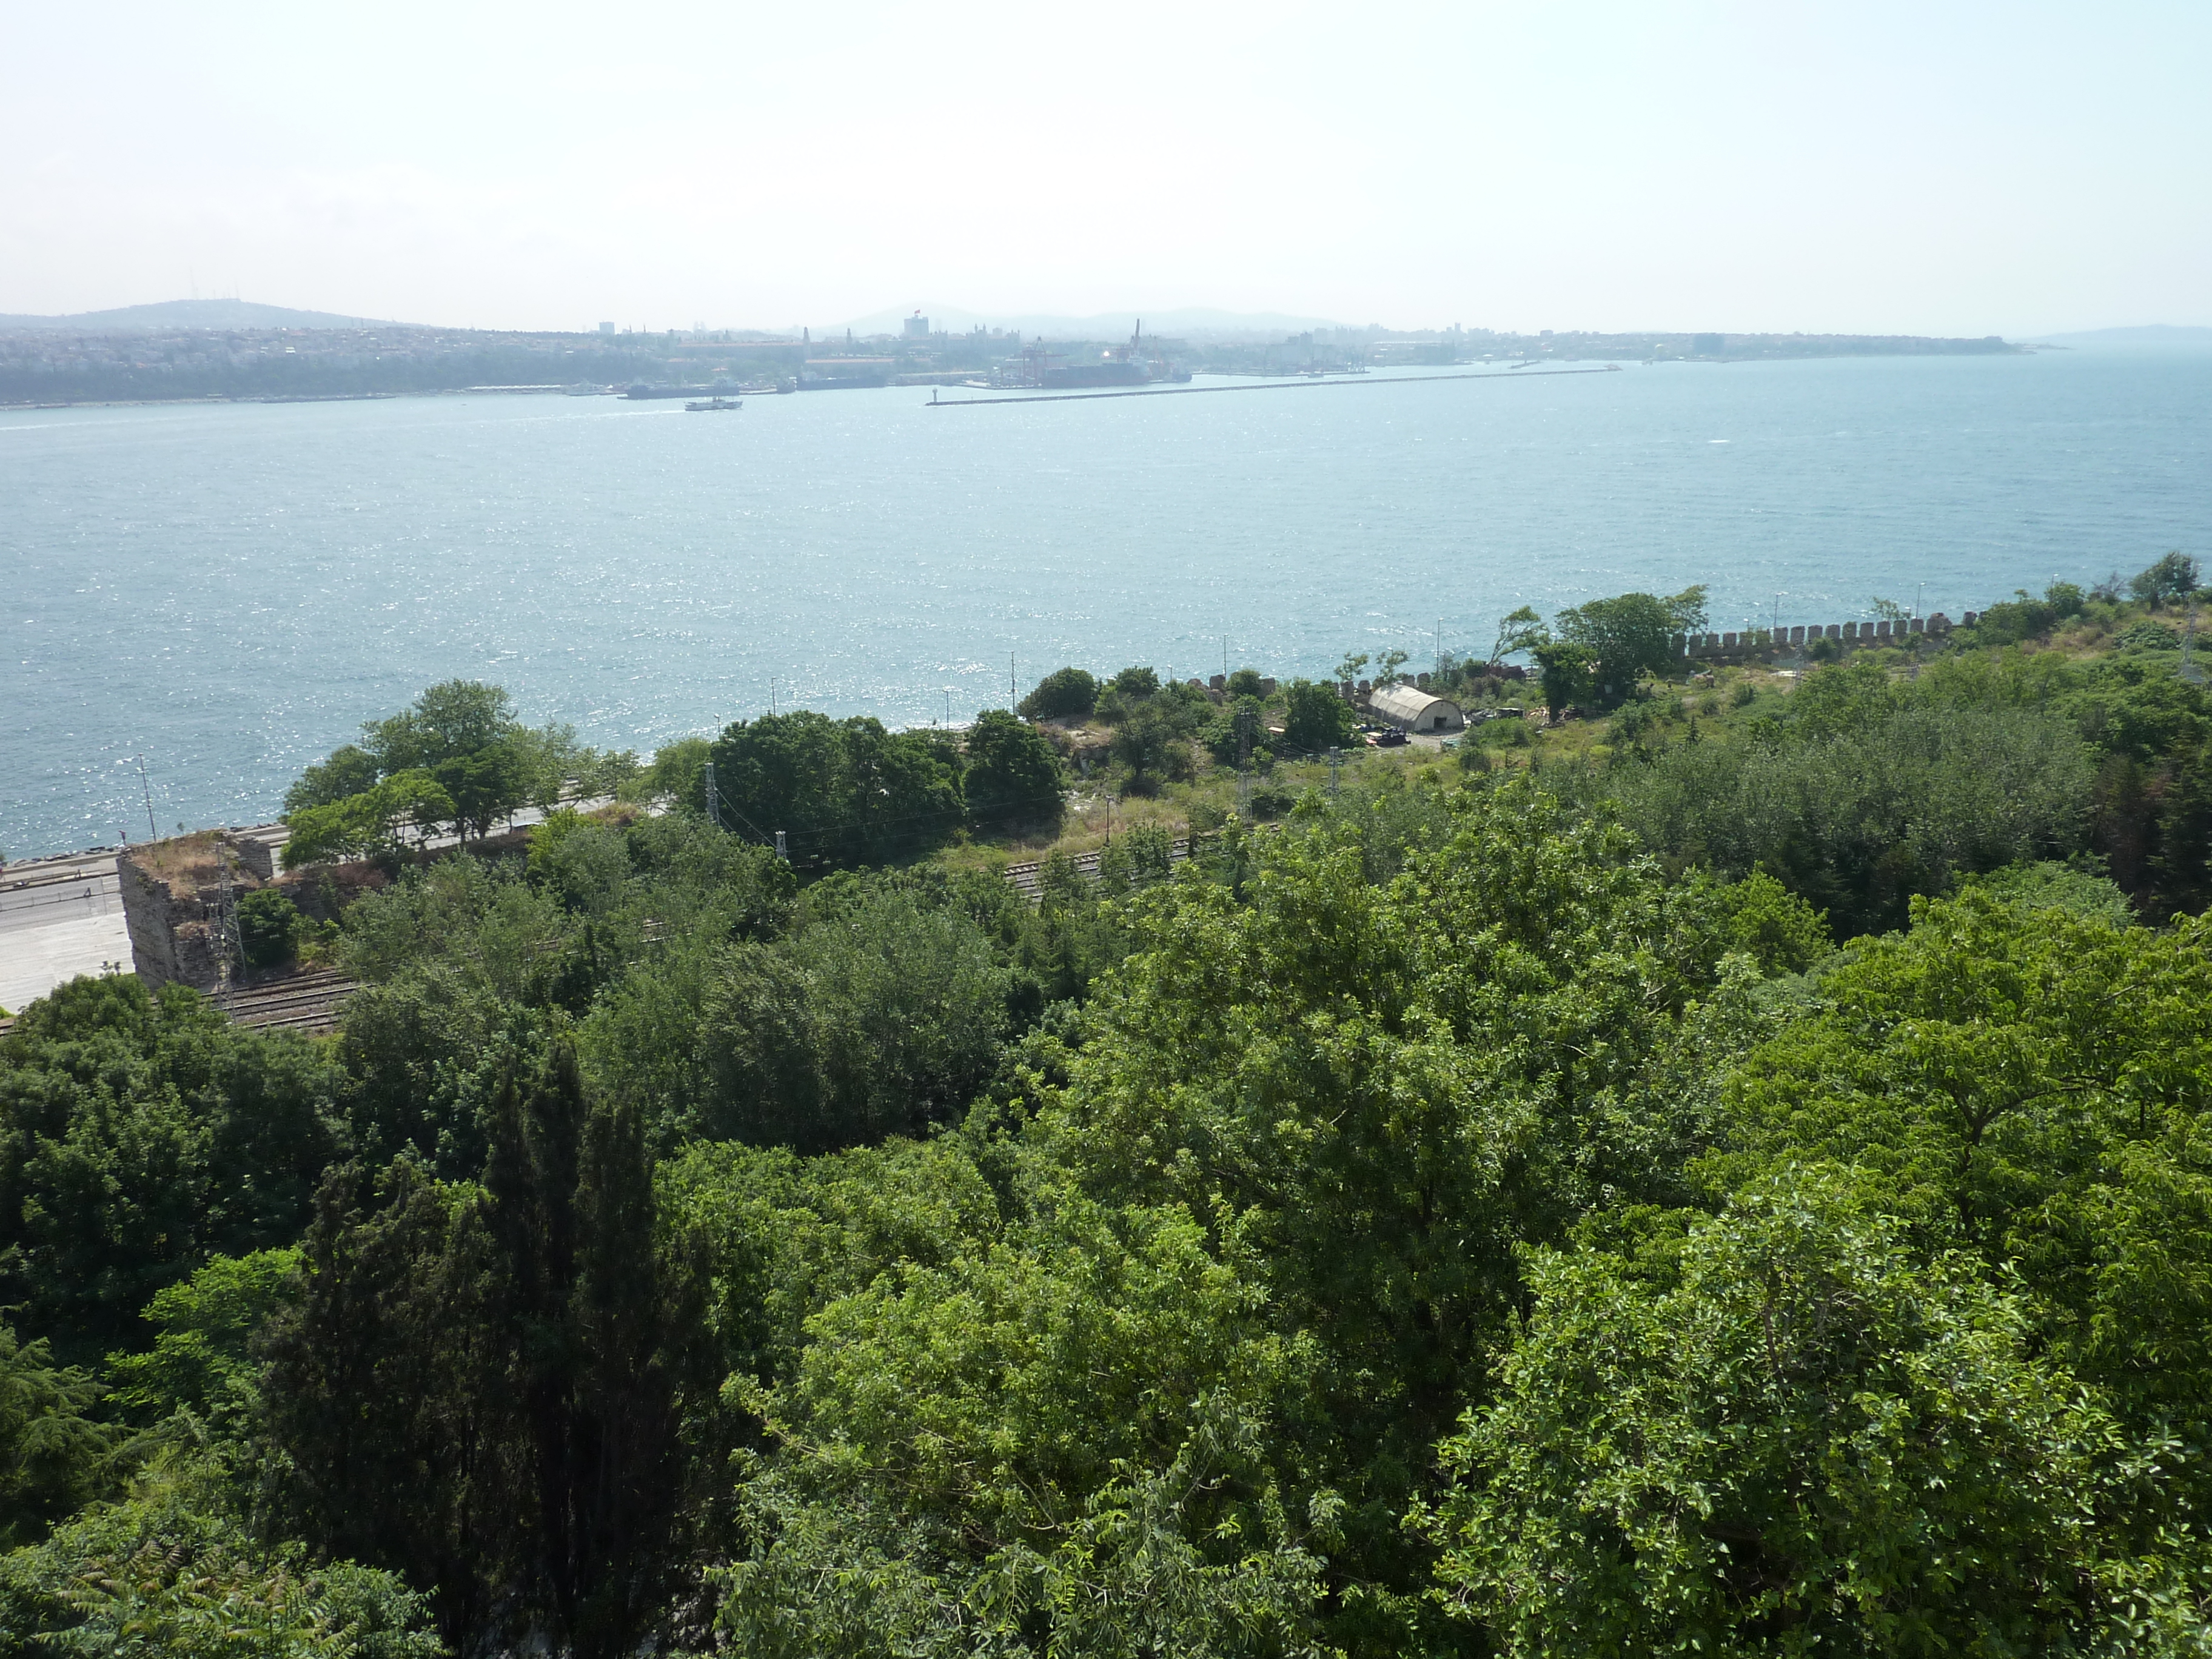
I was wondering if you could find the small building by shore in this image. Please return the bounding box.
[1368,683,1466,733]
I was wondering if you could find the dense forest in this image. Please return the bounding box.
[7,561,2212,1656]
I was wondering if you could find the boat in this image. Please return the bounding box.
[685,397,742,412]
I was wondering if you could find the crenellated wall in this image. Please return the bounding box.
[1676,612,1960,660]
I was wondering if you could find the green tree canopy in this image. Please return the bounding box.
[2131,551,2202,608]
[1487,605,1543,666]
[1017,666,1099,721]
[1550,585,1708,699]
[1426,1174,2170,1658]
[0,1317,112,1549]
[0,974,347,1364]
[708,711,962,867]
[1530,638,1595,716]
[1279,677,1356,754]
[960,708,1065,831]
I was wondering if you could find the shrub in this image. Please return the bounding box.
[1017,666,1099,722]
[236,888,303,968]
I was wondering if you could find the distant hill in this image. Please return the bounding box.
[2029,324,2212,349]
[840,304,1347,341]
[0,298,404,332]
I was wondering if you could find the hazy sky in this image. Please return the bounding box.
[4,0,2205,336]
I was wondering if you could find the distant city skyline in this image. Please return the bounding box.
[3,1,2207,339]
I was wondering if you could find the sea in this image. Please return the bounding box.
[4,347,2208,860]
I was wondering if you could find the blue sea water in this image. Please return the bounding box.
[3,349,2208,860]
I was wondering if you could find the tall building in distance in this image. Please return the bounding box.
[902,312,930,340]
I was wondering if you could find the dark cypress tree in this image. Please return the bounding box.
[264,1156,523,1649]
[267,1043,709,1657]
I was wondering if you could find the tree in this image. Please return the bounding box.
[1486,605,1543,666]
[283,682,560,853]
[1227,666,1264,698]
[1279,677,1355,754]
[2131,551,2201,609]
[1426,1175,2161,1658]
[0,1317,113,1548]
[1108,699,1190,792]
[268,1046,710,1658]
[263,1156,523,1649]
[365,679,517,773]
[236,888,302,968]
[695,888,1013,1151]
[961,709,1065,831]
[1040,784,1792,1650]
[1333,650,1370,682]
[282,769,455,868]
[1712,889,2212,1455]
[282,743,380,814]
[1108,665,1159,700]
[1550,586,1706,699]
[1096,665,1162,724]
[0,975,346,1364]
[1017,666,1099,722]
[1530,638,1595,716]
[716,1195,1330,1659]
[106,1247,301,1436]
[1578,688,2097,936]
[708,711,961,868]
[486,1051,707,1659]
[433,737,531,842]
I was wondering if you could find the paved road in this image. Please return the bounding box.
[0,851,130,1014]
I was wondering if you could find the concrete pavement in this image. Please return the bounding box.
[0,851,131,1015]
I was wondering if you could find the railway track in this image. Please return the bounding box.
[0,968,360,1042]
[215,970,359,1037]
[1001,837,1191,903]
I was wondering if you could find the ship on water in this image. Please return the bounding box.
[1036,322,1191,390]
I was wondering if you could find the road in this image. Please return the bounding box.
[0,850,131,1015]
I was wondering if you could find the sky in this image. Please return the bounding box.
[2,0,2207,338]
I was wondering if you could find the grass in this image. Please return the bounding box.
[126,830,229,890]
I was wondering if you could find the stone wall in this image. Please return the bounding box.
[1675,612,1958,661]
[118,840,229,992]
[118,830,387,992]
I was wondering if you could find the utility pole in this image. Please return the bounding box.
[703,760,721,830]
[135,756,156,841]
[1235,706,1255,820]
[213,845,236,1013]
[1327,746,1342,797]
[1011,651,1016,704]
[774,830,788,862]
